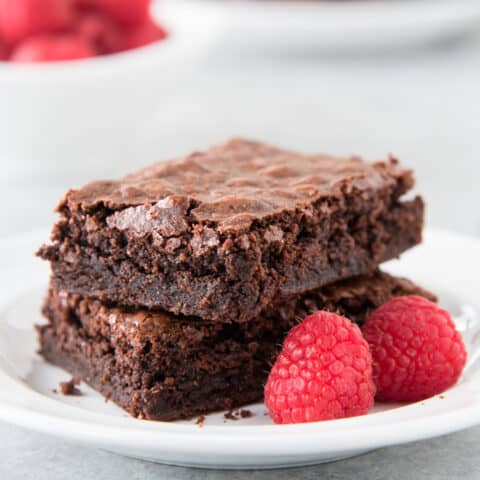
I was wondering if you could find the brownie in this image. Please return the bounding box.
[38,270,435,421]
[59,377,81,396]
[38,138,424,323]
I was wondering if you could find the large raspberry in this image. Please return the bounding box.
[0,0,74,44]
[10,34,95,62]
[362,295,467,402]
[265,311,375,424]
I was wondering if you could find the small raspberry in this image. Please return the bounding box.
[74,11,122,54]
[10,34,96,62]
[97,0,151,27]
[362,296,467,402]
[0,0,74,44]
[265,311,375,424]
[122,17,168,52]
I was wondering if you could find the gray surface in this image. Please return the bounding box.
[1,21,480,480]
[1,422,479,479]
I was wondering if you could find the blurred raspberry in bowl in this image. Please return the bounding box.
[0,0,168,62]
[0,0,221,182]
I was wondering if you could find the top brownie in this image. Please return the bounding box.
[38,138,424,322]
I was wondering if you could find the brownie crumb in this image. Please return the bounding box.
[224,410,237,420]
[51,388,57,394]
[59,377,82,396]
[224,409,254,421]
[196,415,205,427]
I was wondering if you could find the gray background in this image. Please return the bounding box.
[1,24,480,480]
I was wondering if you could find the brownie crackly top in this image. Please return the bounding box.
[63,137,414,233]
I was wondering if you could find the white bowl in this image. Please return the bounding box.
[0,1,222,184]
[204,0,480,52]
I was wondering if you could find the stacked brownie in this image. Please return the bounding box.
[37,138,432,421]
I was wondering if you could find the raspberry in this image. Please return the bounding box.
[362,296,467,402]
[0,0,74,44]
[264,311,375,424]
[122,17,167,52]
[74,11,122,54]
[97,0,150,27]
[10,34,96,62]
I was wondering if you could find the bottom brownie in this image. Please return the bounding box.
[37,271,435,421]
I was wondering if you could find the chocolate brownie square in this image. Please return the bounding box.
[38,271,435,421]
[38,138,424,322]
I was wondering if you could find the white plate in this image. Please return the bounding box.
[191,0,480,52]
[0,227,479,469]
